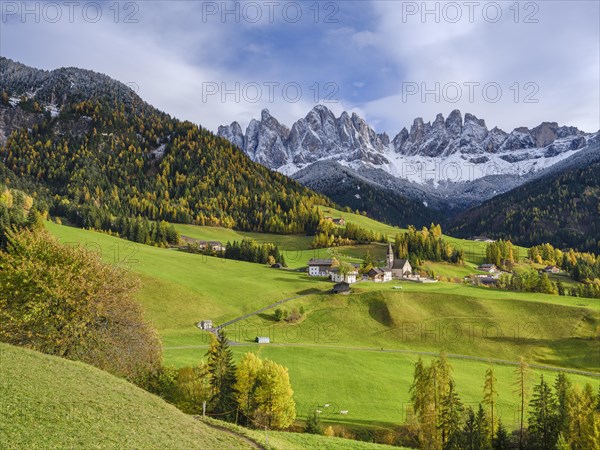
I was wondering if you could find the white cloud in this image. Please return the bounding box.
[2,1,598,136]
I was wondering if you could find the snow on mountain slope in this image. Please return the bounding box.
[218,105,598,188]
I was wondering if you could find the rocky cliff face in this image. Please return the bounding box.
[218,105,596,185]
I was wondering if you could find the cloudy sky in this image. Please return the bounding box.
[2,1,599,135]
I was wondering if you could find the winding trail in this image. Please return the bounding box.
[194,417,265,450]
[212,293,317,332]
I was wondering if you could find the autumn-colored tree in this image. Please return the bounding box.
[483,366,499,439]
[0,228,161,384]
[252,359,296,430]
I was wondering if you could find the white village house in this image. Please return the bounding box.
[330,267,358,284]
[367,267,392,282]
[307,258,359,284]
[307,258,334,277]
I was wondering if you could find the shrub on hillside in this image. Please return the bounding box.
[0,228,162,385]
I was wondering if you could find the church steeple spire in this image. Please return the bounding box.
[387,242,394,269]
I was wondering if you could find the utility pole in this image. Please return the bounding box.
[202,401,206,418]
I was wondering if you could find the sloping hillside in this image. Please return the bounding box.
[0,57,328,235]
[0,343,253,449]
[450,149,600,252]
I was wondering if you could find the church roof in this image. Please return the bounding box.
[392,259,410,269]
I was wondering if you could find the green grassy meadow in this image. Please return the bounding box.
[45,220,600,431]
[0,343,252,449]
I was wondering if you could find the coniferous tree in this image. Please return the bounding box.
[528,375,559,450]
[483,366,499,440]
[493,421,511,450]
[206,329,237,421]
[554,373,572,438]
[513,356,530,450]
[439,380,464,449]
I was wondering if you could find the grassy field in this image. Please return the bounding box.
[45,221,599,431]
[202,417,405,450]
[47,222,332,349]
[0,343,252,449]
[212,287,599,371]
[166,345,598,428]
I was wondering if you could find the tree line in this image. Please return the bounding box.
[393,224,464,268]
[449,159,600,253]
[528,243,600,283]
[409,354,599,450]
[1,95,330,238]
[310,219,386,248]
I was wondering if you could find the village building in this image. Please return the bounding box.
[477,263,498,273]
[209,241,225,252]
[197,320,213,330]
[471,236,496,243]
[324,217,346,226]
[367,267,393,283]
[307,258,334,276]
[387,243,412,279]
[330,267,358,284]
[544,265,560,274]
[332,281,351,294]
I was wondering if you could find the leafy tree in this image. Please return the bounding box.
[175,363,212,414]
[567,383,600,450]
[252,359,296,430]
[305,409,323,435]
[234,352,262,425]
[0,228,161,384]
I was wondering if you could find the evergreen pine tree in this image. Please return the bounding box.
[206,329,237,421]
[493,421,511,450]
[528,374,559,450]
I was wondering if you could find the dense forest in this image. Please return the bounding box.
[393,224,464,268]
[310,218,387,248]
[450,159,600,253]
[0,58,330,238]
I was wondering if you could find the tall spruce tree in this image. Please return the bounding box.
[206,329,237,421]
[528,375,559,450]
[439,380,463,448]
[493,421,511,450]
[554,373,572,438]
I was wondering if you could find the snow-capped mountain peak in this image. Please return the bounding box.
[218,105,598,185]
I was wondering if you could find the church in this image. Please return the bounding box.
[387,242,412,279]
